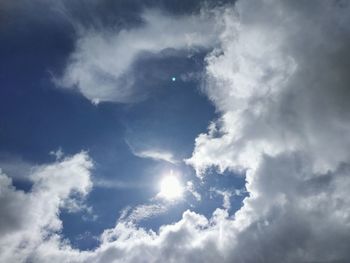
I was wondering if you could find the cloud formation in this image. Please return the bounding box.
[0,152,93,262]
[187,0,350,261]
[2,1,350,262]
[57,9,220,103]
[119,203,169,223]
[132,149,178,164]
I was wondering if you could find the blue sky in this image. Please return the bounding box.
[0,0,245,251]
[1,1,350,262]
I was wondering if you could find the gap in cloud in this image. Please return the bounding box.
[122,51,218,159]
[56,49,219,250]
[0,0,240,254]
[2,0,350,261]
[192,169,248,219]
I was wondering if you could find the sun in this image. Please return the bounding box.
[158,175,183,200]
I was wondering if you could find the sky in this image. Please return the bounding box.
[0,0,350,262]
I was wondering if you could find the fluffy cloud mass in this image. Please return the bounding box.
[2,0,350,262]
[188,0,350,261]
[0,152,93,262]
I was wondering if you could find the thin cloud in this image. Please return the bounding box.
[93,178,147,189]
[133,149,179,164]
[56,8,221,104]
[119,203,169,223]
[126,140,179,164]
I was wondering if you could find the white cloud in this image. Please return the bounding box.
[0,152,93,262]
[133,149,179,164]
[0,154,34,181]
[2,1,350,262]
[186,181,201,201]
[186,0,350,261]
[210,188,233,210]
[188,1,350,175]
[49,147,64,160]
[56,8,221,103]
[119,203,169,223]
[86,209,229,263]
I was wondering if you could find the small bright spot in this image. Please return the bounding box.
[172,77,176,82]
[159,174,183,200]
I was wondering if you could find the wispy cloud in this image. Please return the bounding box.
[49,147,64,161]
[119,203,169,223]
[186,181,201,201]
[209,187,244,210]
[126,140,179,164]
[93,178,147,189]
[56,8,220,104]
[133,149,179,164]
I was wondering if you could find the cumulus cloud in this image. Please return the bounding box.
[188,0,350,175]
[57,8,221,103]
[0,152,93,262]
[3,1,350,262]
[0,154,34,181]
[186,0,350,261]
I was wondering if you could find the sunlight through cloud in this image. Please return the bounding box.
[158,172,184,201]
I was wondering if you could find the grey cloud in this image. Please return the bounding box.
[0,155,34,181]
[188,0,350,262]
[2,1,350,262]
[228,153,350,263]
[189,0,350,175]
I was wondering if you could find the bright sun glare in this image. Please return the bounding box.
[159,175,183,200]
